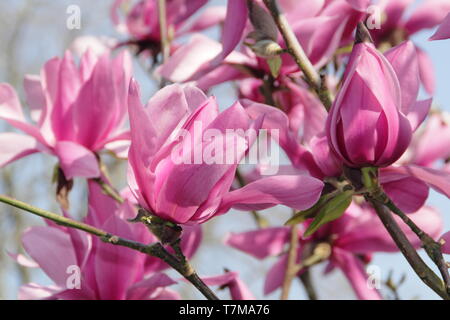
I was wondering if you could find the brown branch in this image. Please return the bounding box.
[383,199,450,295]
[281,224,299,300]
[298,269,317,300]
[0,194,218,300]
[262,0,332,110]
[368,198,449,300]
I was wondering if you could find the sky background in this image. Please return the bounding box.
[0,0,449,300]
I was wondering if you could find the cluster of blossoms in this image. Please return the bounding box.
[1,0,450,300]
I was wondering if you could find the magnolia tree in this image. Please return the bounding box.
[1,0,450,300]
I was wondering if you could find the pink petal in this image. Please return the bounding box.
[182,6,227,34]
[154,101,251,223]
[407,98,432,132]
[440,231,450,254]
[429,12,450,40]
[412,113,450,166]
[345,0,370,11]
[337,204,443,253]
[126,273,176,300]
[18,283,62,300]
[384,41,420,114]
[332,248,382,300]
[219,175,324,213]
[217,0,248,61]
[241,99,322,176]
[416,47,435,94]
[225,227,290,259]
[0,133,39,167]
[54,141,100,179]
[7,252,39,268]
[0,83,44,142]
[380,166,429,213]
[405,0,450,35]
[391,164,450,198]
[22,226,78,286]
[264,254,289,295]
[94,215,144,300]
[158,34,254,83]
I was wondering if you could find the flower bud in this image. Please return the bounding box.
[326,42,412,168]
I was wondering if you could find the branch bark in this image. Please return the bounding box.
[262,0,332,110]
[0,194,218,300]
[368,198,449,300]
[281,224,298,299]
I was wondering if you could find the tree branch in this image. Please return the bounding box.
[0,194,218,300]
[158,0,169,63]
[262,0,332,110]
[281,224,298,300]
[383,198,450,295]
[368,198,449,300]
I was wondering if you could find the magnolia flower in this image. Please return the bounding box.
[226,202,443,300]
[326,41,424,168]
[127,82,324,224]
[0,50,132,179]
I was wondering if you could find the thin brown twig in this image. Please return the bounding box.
[262,0,332,110]
[281,224,298,300]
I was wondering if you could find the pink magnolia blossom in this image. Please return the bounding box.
[14,181,204,300]
[0,50,132,179]
[127,81,324,224]
[226,202,443,299]
[326,41,418,168]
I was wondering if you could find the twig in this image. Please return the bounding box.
[262,0,332,110]
[92,177,124,204]
[298,269,317,300]
[0,194,218,300]
[281,224,298,300]
[368,198,449,300]
[158,0,169,63]
[383,198,450,295]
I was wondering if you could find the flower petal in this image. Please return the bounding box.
[225,227,290,259]
[54,141,100,179]
[22,227,78,286]
[219,175,323,213]
[0,133,39,167]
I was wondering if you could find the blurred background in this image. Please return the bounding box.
[0,0,449,300]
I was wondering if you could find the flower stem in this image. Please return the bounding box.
[0,194,218,300]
